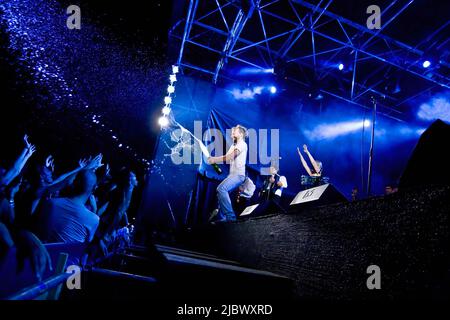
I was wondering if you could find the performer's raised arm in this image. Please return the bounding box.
[297,147,312,176]
[303,144,322,175]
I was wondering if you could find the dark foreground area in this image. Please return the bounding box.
[2,184,449,303]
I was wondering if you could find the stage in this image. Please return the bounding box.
[174,184,450,300]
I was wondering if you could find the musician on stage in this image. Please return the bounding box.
[235,177,256,215]
[297,144,322,177]
[297,144,325,188]
[208,125,248,222]
[259,166,288,206]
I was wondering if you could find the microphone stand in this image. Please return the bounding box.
[367,96,377,196]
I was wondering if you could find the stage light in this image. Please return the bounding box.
[269,86,277,94]
[308,92,324,100]
[364,120,371,128]
[164,96,172,104]
[172,65,179,74]
[169,74,177,83]
[304,119,371,140]
[167,85,175,94]
[162,106,171,116]
[422,60,431,68]
[118,144,123,148]
[158,116,169,127]
[237,67,274,75]
[338,63,344,71]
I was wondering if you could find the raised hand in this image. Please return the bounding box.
[85,153,103,171]
[78,158,89,168]
[25,144,36,159]
[23,134,32,149]
[45,155,53,167]
[45,155,55,172]
[129,171,138,188]
[23,134,36,158]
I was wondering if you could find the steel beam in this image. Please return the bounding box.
[213,3,256,83]
[361,0,415,49]
[177,0,199,66]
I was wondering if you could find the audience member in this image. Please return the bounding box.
[0,133,140,285]
[34,168,101,243]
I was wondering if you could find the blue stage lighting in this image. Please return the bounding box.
[238,67,274,75]
[231,86,264,100]
[304,120,369,140]
[338,63,344,71]
[422,60,431,68]
[417,96,450,122]
[269,86,277,94]
[303,119,372,140]
[416,128,426,135]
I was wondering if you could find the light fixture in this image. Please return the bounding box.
[338,63,344,71]
[169,74,177,83]
[167,85,175,94]
[164,96,172,104]
[422,60,431,68]
[162,106,171,115]
[158,116,169,127]
[269,86,277,94]
[172,65,179,74]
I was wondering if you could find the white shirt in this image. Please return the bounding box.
[274,175,288,197]
[229,139,247,176]
[37,198,99,243]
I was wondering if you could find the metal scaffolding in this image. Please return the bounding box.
[170,0,450,119]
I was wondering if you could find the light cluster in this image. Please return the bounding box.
[159,65,179,128]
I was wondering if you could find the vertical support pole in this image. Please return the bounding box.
[367,96,377,196]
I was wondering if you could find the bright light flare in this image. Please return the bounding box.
[158,116,169,127]
[162,106,171,116]
[269,86,277,94]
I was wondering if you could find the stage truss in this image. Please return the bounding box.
[170,0,450,121]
